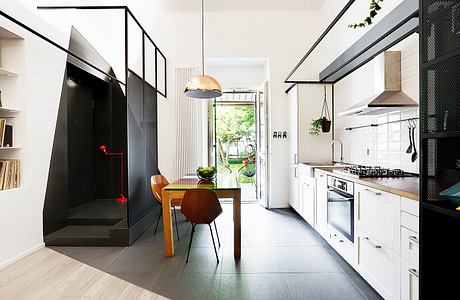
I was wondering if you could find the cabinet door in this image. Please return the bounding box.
[315,172,328,235]
[289,166,300,213]
[287,87,298,165]
[301,178,315,226]
[356,230,396,299]
[356,184,399,249]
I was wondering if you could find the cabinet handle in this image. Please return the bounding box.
[363,188,382,196]
[339,239,344,243]
[408,268,419,278]
[294,154,298,164]
[364,237,382,249]
[319,174,324,177]
[409,236,419,244]
[295,167,298,178]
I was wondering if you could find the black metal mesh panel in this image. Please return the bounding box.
[423,138,460,205]
[422,1,460,62]
[421,54,460,133]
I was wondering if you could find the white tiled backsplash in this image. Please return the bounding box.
[333,34,419,174]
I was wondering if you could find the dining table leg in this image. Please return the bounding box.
[233,189,241,258]
[162,189,174,257]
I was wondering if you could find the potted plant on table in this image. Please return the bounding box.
[309,86,332,136]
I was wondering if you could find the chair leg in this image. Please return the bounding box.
[173,206,180,241]
[186,224,196,263]
[153,209,162,235]
[214,221,221,248]
[209,224,220,263]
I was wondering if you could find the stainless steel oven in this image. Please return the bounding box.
[327,176,354,242]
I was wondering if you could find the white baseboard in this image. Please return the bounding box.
[0,243,45,270]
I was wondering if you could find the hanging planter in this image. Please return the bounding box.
[309,86,332,136]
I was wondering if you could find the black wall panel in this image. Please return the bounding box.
[127,71,159,227]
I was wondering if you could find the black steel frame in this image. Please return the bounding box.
[36,5,168,98]
[285,0,419,87]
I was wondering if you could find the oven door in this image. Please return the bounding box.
[327,187,354,242]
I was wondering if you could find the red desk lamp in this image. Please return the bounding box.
[100,145,127,203]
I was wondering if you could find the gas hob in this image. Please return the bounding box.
[333,165,414,179]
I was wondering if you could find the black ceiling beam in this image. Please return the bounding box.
[284,0,355,83]
[319,0,419,83]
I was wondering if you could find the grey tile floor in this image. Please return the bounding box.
[51,204,382,300]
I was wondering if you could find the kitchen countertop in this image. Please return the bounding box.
[315,167,420,201]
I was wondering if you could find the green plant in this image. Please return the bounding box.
[349,0,384,29]
[309,117,327,136]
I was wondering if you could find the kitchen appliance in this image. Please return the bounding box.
[333,165,413,179]
[339,51,418,116]
[327,176,354,242]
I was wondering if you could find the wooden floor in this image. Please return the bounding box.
[0,247,168,299]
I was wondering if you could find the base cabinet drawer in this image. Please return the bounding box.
[327,226,354,267]
[357,231,397,299]
[401,258,419,300]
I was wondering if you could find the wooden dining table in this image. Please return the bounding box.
[161,173,241,258]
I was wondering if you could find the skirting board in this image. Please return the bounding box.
[0,243,45,270]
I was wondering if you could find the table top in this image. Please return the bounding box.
[164,173,240,190]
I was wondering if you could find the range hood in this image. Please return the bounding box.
[339,51,418,116]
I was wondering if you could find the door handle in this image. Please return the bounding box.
[409,236,419,244]
[408,268,419,278]
[363,237,382,249]
[363,188,382,196]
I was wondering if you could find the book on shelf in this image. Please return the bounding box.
[0,159,20,190]
[0,118,13,147]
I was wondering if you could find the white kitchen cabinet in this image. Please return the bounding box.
[327,226,354,266]
[289,165,300,213]
[400,199,419,300]
[315,172,328,236]
[356,229,400,300]
[356,184,400,250]
[287,84,332,212]
[300,176,315,226]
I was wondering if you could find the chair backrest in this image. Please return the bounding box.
[151,175,169,204]
[181,189,223,224]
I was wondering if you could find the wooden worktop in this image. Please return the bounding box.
[315,167,420,201]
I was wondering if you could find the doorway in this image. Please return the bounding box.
[212,90,269,205]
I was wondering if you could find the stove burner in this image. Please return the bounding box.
[338,165,412,178]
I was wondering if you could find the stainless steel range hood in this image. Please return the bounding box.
[339,51,418,116]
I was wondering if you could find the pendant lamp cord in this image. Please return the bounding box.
[201,0,205,75]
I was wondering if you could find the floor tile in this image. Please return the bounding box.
[218,274,291,300]
[284,273,367,300]
[48,246,125,270]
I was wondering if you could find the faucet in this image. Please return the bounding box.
[331,139,343,163]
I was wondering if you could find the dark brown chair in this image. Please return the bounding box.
[181,189,222,263]
[151,175,181,241]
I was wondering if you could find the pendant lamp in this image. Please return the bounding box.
[184,0,222,99]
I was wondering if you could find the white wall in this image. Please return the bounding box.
[130,8,323,208]
[333,34,419,173]
[0,1,68,267]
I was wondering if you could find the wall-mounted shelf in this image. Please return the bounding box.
[0,147,21,150]
[0,68,18,77]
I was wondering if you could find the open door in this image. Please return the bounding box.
[256,82,270,208]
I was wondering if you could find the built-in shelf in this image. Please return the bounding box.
[422,202,460,219]
[0,107,20,114]
[0,147,21,150]
[422,131,460,139]
[0,187,25,193]
[0,68,18,77]
[422,48,460,70]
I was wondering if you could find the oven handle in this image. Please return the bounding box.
[327,189,353,201]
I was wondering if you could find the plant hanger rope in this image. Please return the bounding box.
[320,86,331,120]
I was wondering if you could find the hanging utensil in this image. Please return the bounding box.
[406,119,413,154]
[411,120,418,162]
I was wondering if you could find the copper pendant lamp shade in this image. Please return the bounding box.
[184,0,222,99]
[184,74,222,99]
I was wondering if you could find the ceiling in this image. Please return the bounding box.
[159,0,325,11]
